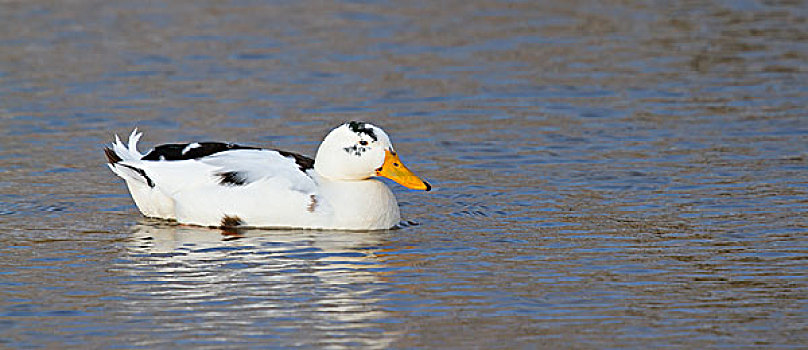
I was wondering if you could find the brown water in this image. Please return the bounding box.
[1,0,807,348]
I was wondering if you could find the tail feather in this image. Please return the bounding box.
[104,147,121,163]
[106,128,152,187]
[105,128,175,219]
[109,128,144,162]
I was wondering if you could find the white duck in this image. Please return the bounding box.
[105,121,431,230]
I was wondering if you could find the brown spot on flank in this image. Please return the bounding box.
[307,195,318,213]
[221,215,243,227]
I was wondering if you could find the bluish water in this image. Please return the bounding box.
[1,0,806,348]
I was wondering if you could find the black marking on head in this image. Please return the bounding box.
[142,142,260,161]
[307,195,318,213]
[343,144,369,157]
[221,215,243,227]
[216,171,248,186]
[347,121,378,141]
[275,150,315,172]
[104,147,122,164]
[119,164,155,188]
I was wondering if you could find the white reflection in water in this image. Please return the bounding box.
[114,221,402,348]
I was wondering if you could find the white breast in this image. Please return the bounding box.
[314,176,401,230]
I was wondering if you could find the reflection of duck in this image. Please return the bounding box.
[126,221,392,276]
[105,122,430,230]
[127,220,388,258]
[118,221,402,348]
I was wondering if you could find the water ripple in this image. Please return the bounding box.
[1,0,807,348]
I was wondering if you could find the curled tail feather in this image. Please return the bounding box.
[107,129,144,163]
[105,128,152,187]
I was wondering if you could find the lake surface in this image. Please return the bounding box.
[1,0,806,348]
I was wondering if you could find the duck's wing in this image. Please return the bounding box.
[140,148,321,227]
[195,148,317,195]
[107,133,322,226]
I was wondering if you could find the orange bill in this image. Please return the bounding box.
[375,149,431,191]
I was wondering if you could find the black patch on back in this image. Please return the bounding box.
[221,215,243,227]
[275,150,315,172]
[347,121,378,141]
[141,141,314,175]
[142,142,259,161]
[216,171,248,186]
[119,164,155,188]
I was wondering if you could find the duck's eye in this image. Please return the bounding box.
[359,140,368,146]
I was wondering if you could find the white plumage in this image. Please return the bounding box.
[105,122,431,230]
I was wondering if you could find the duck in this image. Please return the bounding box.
[105,121,431,230]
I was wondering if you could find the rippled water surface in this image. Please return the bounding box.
[1,0,807,348]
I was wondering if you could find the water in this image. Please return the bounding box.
[1,0,806,348]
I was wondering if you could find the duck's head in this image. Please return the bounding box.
[314,121,431,191]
